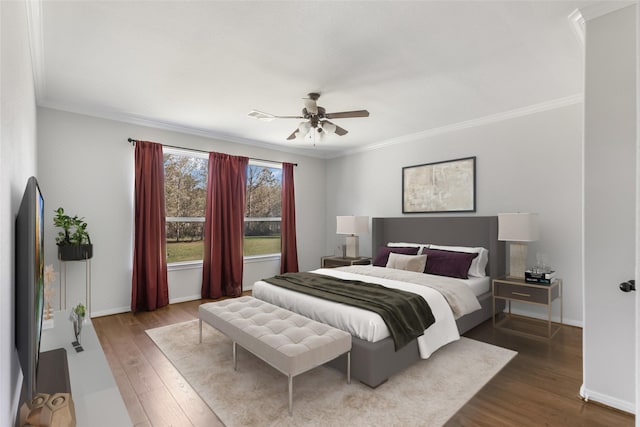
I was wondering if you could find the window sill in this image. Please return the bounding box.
[167,253,281,271]
[244,253,281,264]
[167,261,203,272]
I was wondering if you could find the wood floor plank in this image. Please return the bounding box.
[135,326,224,427]
[445,321,634,426]
[93,299,634,426]
[96,323,148,425]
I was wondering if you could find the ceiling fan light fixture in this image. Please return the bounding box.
[250,93,368,141]
[299,121,311,132]
[293,121,311,140]
[322,121,337,134]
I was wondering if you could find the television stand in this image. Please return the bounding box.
[38,311,131,426]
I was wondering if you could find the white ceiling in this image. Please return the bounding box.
[30,1,594,158]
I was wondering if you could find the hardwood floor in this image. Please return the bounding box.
[446,318,633,427]
[93,299,634,426]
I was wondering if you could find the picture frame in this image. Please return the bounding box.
[402,156,476,213]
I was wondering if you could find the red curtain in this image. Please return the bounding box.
[280,162,299,273]
[202,152,249,298]
[131,141,169,312]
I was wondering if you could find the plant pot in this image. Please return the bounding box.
[58,244,93,261]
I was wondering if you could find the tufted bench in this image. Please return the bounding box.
[198,296,352,415]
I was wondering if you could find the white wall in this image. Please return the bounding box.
[1,1,39,422]
[326,103,584,326]
[37,108,326,316]
[583,4,637,413]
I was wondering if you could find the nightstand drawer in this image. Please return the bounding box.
[321,256,371,268]
[494,282,548,304]
[323,259,351,268]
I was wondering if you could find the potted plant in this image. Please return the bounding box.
[70,302,86,344]
[54,207,93,261]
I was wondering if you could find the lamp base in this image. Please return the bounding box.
[507,242,528,278]
[345,235,359,258]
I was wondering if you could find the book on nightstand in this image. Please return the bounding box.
[525,270,557,284]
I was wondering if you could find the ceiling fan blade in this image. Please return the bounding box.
[248,110,275,121]
[322,120,348,136]
[248,110,303,121]
[286,130,298,140]
[325,110,370,119]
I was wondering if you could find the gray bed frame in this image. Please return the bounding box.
[326,216,506,387]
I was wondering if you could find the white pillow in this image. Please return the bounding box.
[387,242,430,253]
[428,244,489,277]
[385,252,428,273]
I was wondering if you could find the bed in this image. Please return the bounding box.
[253,216,506,387]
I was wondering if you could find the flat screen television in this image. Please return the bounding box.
[15,176,45,403]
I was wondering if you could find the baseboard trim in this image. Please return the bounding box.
[169,295,201,304]
[580,384,635,414]
[90,306,130,317]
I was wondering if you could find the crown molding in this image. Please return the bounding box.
[40,92,582,162]
[568,9,585,47]
[25,0,45,100]
[37,99,332,159]
[335,94,584,159]
[578,1,636,21]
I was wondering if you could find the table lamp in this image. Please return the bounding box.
[336,216,369,258]
[498,213,539,278]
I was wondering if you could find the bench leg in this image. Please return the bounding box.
[347,351,351,385]
[288,375,293,416]
[233,341,237,371]
[198,319,202,343]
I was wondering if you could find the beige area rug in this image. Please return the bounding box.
[146,320,516,427]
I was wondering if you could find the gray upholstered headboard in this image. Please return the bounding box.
[371,216,505,278]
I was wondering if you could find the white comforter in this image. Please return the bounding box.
[252,267,471,359]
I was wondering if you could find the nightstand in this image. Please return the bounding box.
[321,256,371,268]
[492,276,563,339]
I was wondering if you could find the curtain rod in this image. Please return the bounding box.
[127,138,297,166]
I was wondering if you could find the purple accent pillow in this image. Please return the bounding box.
[423,248,479,279]
[373,246,420,267]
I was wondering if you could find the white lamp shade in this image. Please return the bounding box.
[322,122,337,134]
[498,213,539,242]
[295,121,311,140]
[336,216,369,235]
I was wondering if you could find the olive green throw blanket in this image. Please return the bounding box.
[262,272,435,350]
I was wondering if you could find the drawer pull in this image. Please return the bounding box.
[512,292,531,297]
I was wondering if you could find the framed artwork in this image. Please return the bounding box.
[402,156,476,213]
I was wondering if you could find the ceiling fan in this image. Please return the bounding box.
[248,93,369,141]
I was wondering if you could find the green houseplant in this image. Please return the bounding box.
[54,207,93,261]
[70,302,86,344]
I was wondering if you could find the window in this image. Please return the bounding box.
[164,151,282,264]
[164,149,208,264]
[245,162,282,257]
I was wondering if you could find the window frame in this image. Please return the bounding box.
[163,148,209,267]
[244,160,282,259]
